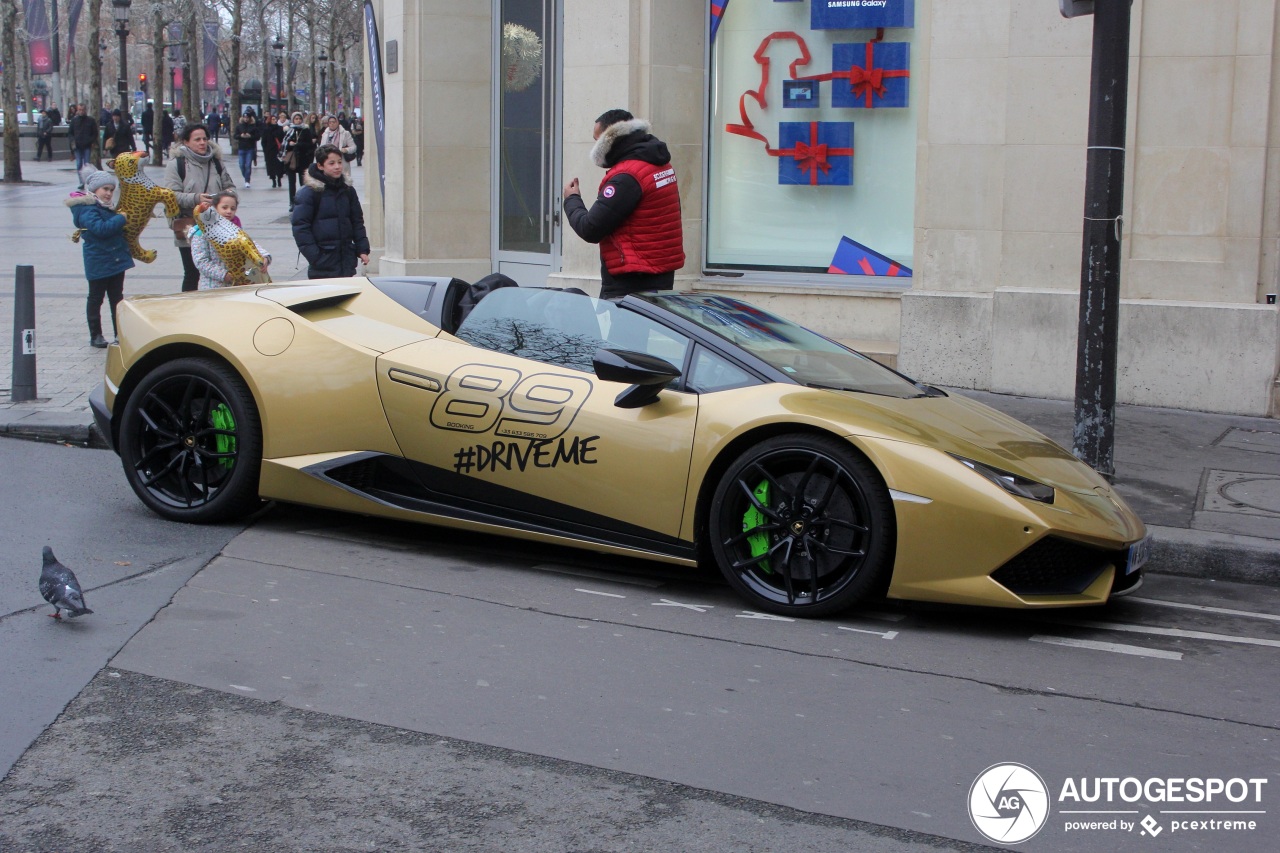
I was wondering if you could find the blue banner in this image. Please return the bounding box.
[363,1,386,204]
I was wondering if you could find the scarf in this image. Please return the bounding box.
[180,144,216,165]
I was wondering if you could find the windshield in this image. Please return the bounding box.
[639,293,925,398]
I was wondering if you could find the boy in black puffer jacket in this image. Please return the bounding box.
[290,145,370,279]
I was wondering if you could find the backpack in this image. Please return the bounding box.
[176,156,225,181]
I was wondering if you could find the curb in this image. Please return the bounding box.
[0,413,105,448]
[1146,525,1280,587]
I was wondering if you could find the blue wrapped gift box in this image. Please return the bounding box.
[831,41,910,109]
[776,121,854,186]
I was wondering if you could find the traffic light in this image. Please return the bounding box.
[138,72,148,94]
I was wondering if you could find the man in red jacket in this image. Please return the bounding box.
[563,109,684,300]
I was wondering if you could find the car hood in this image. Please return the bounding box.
[788,388,1111,496]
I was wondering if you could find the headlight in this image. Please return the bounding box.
[949,455,1055,504]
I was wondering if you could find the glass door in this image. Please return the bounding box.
[493,0,560,286]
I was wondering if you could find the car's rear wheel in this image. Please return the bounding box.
[119,357,262,523]
[708,434,895,617]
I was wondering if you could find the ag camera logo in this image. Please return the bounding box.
[969,763,1051,844]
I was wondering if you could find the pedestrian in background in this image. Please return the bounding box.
[160,110,176,156]
[206,106,222,142]
[350,114,365,166]
[164,123,237,292]
[235,112,261,188]
[35,110,55,161]
[307,112,322,138]
[319,114,357,181]
[562,108,685,300]
[280,111,316,211]
[69,105,97,179]
[66,168,134,348]
[107,109,136,158]
[261,112,285,189]
[140,102,155,156]
[291,144,370,279]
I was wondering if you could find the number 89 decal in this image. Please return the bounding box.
[429,364,593,442]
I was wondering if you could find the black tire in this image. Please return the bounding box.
[708,434,895,617]
[119,357,263,523]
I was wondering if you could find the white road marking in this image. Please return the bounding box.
[229,684,257,692]
[653,599,713,612]
[1129,597,1280,622]
[1031,635,1183,660]
[575,588,625,599]
[839,626,899,640]
[736,611,795,621]
[1050,619,1280,649]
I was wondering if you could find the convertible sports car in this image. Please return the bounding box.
[90,276,1149,617]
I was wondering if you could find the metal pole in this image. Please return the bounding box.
[11,266,38,403]
[118,22,130,114]
[1072,0,1132,477]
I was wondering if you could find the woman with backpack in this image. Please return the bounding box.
[163,123,237,292]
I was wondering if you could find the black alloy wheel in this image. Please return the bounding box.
[119,357,263,523]
[709,434,895,617]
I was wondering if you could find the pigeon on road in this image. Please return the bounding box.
[39,547,94,620]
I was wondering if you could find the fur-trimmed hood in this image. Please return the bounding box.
[64,192,103,208]
[303,164,349,192]
[589,118,670,169]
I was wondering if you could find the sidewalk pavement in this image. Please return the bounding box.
[3,157,1278,586]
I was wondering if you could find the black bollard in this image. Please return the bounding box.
[11,265,37,402]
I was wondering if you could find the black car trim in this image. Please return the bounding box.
[302,452,697,561]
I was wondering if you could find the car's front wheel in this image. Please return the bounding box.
[119,357,263,523]
[709,434,895,617]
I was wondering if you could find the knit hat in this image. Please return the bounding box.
[82,169,117,194]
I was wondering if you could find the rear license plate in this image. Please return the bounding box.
[1126,534,1152,575]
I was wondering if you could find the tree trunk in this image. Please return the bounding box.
[2,0,22,182]
[229,0,243,122]
[88,0,103,168]
[151,3,165,165]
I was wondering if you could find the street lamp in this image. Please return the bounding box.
[111,0,131,115]
[272,35,285,116]
[318,50,327,115]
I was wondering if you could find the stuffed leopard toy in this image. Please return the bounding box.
[107,151,179,263]
[194,203,270,286]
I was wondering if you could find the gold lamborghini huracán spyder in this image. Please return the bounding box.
[91,278,1149,617]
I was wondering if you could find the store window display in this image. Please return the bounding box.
[706,0,918,280]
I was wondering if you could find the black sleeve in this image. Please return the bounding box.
[564,173,643,244]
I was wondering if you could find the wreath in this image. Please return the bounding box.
[502,23,543,93]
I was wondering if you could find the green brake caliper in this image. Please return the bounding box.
[209,403,237,470]
[742,480,773,574]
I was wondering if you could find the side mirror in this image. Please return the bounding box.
[593,348,681,409]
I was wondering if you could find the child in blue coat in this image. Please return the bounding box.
[66,169,135,348]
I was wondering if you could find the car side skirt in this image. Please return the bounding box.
[258,452,700,566]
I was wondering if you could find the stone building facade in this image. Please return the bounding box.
[364,0,1280,416]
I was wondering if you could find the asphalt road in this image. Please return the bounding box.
[1,446,1276,851]
[0,439,247,775]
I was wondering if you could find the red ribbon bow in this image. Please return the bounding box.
[792,140,831,180]
[846,41,909,108]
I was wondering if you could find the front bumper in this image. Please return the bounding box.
[89,381,114,452]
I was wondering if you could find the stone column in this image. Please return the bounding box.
[552,0,705,293]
